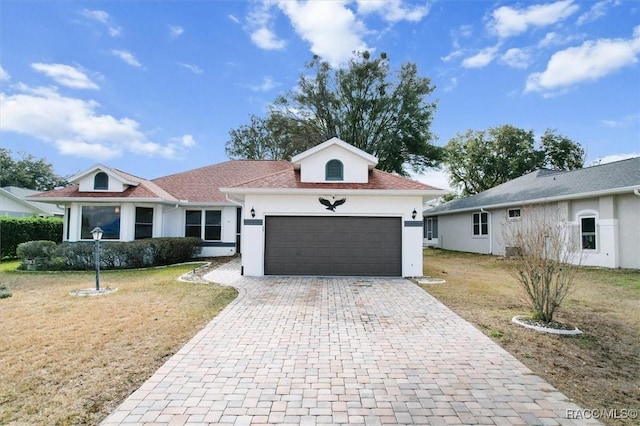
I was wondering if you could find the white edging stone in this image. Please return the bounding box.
[512,315,582,335]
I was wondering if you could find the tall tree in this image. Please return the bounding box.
[0,148,67,190]
[444,126,583,196]
[540,129,585,170]
[226,52,441,176]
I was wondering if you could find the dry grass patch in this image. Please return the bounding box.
[0,259,237,425]
[421,248,640,426]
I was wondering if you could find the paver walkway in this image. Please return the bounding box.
[102,259,596,425]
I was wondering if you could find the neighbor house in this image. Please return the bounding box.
[423,157,640,269]
[0,186,64,217]
[30,138,446,276]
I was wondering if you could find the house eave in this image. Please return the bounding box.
[24,196,177,205]
[425,185,640,217]
[221,187,448,199]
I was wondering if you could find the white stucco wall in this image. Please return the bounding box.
[241,193,424,277]
[617,193,640,269]
[298,145,371,183]
[0,194,35,216]
[434,212,492,254]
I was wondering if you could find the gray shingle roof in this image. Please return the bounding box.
[425,157,640,216]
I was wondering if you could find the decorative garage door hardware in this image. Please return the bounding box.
[319,197,346,211]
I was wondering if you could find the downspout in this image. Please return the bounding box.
[481,208,492,255]
[161,204,180,237]
[634,188,640,197]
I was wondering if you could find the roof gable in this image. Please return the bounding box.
[291,137,378,169]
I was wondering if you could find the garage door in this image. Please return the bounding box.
[264,216,402,276]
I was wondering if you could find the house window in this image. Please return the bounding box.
[472,212,488,236]
[508,208,521,219]
[424,217,438,240]
[325,159,344,181]
[581,217,596,250]
[185,210,222,241]
[81,206,120,239]
[94,172,109,190]
[135,207,154,239]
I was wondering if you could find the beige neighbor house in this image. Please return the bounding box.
[31,138,446,277]
[423,157,640,269]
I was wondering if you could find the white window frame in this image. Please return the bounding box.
[580,216,597,251]
[185,209,222,241]
[507,208,521,220]
[472,212,488,237]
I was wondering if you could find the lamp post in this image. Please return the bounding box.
[91,227,103,291]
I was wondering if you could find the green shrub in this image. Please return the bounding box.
[52,238,202,270]
[16,240,58,270]
[0,216,63,258]
[0,284,12,299]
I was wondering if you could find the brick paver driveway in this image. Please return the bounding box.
[102,259,595,425]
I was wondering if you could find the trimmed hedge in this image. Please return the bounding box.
[19,237,203,271]
[0,216,63,259]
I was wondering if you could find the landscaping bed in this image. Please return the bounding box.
[420,248,640,426]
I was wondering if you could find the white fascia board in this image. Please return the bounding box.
[427,186,640,217]
[220,187,448,198]
[24,196,174,205]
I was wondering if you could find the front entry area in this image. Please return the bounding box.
[264,216,402,276]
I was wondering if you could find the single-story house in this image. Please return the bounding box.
[30,138,446,277]
[423,156,640,269]
[1,186,64,217]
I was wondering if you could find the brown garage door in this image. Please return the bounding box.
[264,216,402,276]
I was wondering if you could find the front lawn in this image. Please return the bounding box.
[421,249,640,426]
[0,260,237,425]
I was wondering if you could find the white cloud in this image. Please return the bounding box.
[250,27,287,50]
[80,8,122,37]
[0,84,183,160]
[599,112,639,128]
[577,0,619,25]
[229,14,241,24]
[525,26,640,94]
[412,168,452,191]
[462,45,500,68]
[31,63,99,90]
[111,49,143,68]
[249,76,278,92]
[276,0,370,66]
[0,65,10,82]
[489,0,579,38]
[500,48,532,69]
[179,63,204,74]
[355,0,429,23]
[179,134,196,147]
[442,77,457,92]
[168,24,184,38]
[590,153,640,165]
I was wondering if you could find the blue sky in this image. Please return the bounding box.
[1,0,639,190]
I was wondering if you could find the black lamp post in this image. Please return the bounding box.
[91,227,103,291]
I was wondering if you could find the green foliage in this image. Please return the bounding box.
[16,240,58,262]
[54,237,203,270]
[0,216,63,258]
[0,284,12,299]
[226,52,441,176]
[0,148,68,190]
[443,126,584,196]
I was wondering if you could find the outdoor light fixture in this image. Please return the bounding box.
[250,207,256,218]
[412,209,417,219]
[90,227,103,291]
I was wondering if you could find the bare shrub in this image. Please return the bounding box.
[501,205,579,323]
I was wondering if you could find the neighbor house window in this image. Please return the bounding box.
[185,210,222,241]
[424,217,438,240]
[94,172,109,190]
[508,208,521,219]
[325,159,343,181]
[581,217,596,250]
[81,206,120,239]
[135,207,154,239]
[472,212,488,236]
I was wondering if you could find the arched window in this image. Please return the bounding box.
[325,159,343,181]
[94,172,109,190]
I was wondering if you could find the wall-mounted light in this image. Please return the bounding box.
[412,209,417,219]
[250,207,256,218]
[114,206,120,214]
